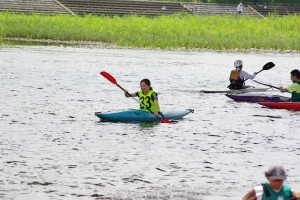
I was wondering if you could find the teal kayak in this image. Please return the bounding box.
[95,109,194,122]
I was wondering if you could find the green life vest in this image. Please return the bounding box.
[262,182,292,200]
[290,81,300,102]
[137,90,160,113]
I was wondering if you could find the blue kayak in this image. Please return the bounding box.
[95,109,194,122]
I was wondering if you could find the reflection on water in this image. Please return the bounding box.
[138,122,160,129]
[1,45,300,200]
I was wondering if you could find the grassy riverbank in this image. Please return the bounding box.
[0,12,299,51]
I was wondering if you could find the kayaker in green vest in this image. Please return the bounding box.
[241,164,300,200]
[124,79,160,116]
[279,69,300,102]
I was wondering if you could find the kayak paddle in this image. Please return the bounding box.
[257,62,275,75]
[252,80,280,90]
[100,71,171,123]
[245,62,275,81]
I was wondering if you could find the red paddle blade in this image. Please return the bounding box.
[160,119,171,123]
[100,71,118,85]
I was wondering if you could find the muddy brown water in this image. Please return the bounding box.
[1,45,300,200]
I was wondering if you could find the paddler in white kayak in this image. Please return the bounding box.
[124,79,160,116]
[241,164,300,200]
[228,60,258,89]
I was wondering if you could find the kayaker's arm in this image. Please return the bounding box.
[153,99,159,116]
[124,90,137,97]
[151,92,159,116]
[241,188,257,200]
[279,87,288,93]
[240,70,257,80]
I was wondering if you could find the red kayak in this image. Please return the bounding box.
[258,102,300,111]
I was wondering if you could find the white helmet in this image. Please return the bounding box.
[234,60,243,68]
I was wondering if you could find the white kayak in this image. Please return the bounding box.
[200,87,269,94]
[95,109,194,122]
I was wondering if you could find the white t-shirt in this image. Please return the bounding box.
[239,69,256,79]
[253,185,264,200]
[237,5,243,12]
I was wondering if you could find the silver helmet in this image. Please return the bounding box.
[234,60,243,68]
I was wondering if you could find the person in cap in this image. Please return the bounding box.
[279,69,300,102]
[241,164,300,200]
[237,3,243,14]
[228,60,257,89]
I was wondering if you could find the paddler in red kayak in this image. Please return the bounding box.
[124,79,160,116]
[279,69,300,102]
[228,60,258,89]
[242,164,300,200]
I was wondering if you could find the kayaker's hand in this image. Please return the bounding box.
[279,87,284,93]
[124,90,129,97]
[292,191,300,199]
[154,111,158,116]
[254,72,258,74]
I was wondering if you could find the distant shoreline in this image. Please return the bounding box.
[2,37,299,54]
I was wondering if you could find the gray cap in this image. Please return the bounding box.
[266,164,287,180]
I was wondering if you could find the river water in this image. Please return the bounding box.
[1,45,300,200]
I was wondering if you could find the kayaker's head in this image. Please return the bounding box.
[234,60,243,70]
[265,164,287,191]
[290,69,300,83]
[140,79,153,94]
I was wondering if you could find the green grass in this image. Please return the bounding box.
[1,12,300,50]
